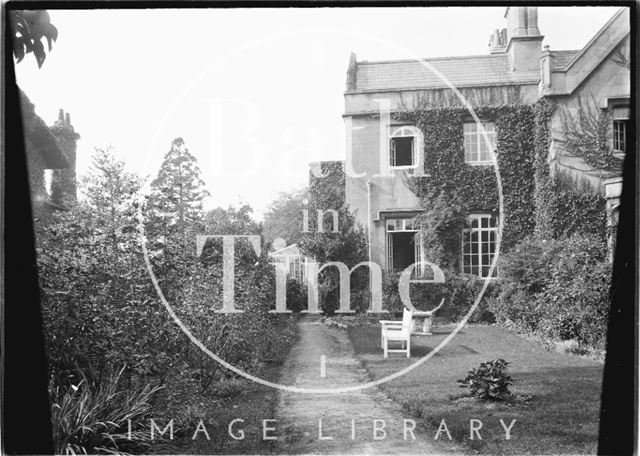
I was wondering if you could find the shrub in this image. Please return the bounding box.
[50,367,163,455]
[381,270,495,322]
[492,234,611,349]
[457,359,513,401]
[440,274,496,323]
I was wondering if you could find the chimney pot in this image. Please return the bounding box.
[58,109,64,122]
[65,113,71,125]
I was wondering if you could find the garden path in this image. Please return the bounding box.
[274,318,459,454]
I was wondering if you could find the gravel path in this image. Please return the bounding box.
[273,319,460,455]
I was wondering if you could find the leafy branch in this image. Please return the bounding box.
[9,10,58,68]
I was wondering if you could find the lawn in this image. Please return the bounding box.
[348,322,603,455]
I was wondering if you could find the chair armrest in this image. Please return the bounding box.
[379,320,403,325]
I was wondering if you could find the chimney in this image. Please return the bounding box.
[539,45,553,96]
[489,28,507,54]
[50,109,79,206]
[346,52,357,92]
[504,7,544,72]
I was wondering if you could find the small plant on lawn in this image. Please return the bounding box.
[457,359,513,401]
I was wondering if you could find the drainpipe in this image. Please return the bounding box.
[366,180,373,307]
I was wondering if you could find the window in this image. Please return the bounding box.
[612,106,629,156]
[464,122,496,164]
[389,126,420,168]
[462,214,498,278]
[287,256,307,283]
[386,217,423,275]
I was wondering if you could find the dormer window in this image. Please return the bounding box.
[389,126,421,169]
[464,122,496,165]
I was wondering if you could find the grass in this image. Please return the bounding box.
[348,322,603,455]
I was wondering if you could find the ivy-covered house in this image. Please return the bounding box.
[19,90,80,216]
[333,6,629,278]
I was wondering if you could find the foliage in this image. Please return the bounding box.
[457,359,513,401]
[381,271,495,323]
[413,190,467,270]
[537,176,607,241]
[401,104,536,252]
[533,98,608,242]
[148,137,209,235]
[38,143,298,452]
[557,94,622,173]
[37,150,183,387]
[49,367,163,455]
[205,204,261,235]
[492,235,610,348]
[262,188,307,246]
[9,10,58,68]
[299,161,369,313]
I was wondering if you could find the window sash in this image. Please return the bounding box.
[386,218,419,232]
[613,120,626,153]
[389,125,419,168]
[464,122,496,164]
[462,215,498,278]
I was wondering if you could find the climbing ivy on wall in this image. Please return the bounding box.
[533,99,607,242]
[391,99,608,269]
[397,105,537,263]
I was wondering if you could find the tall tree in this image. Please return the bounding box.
[83,147,141,249]
[262,188,307,245]
[149,137,209,232]
[205,204,261,236]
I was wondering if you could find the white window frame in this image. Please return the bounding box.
[464,122,496,165]
[461,214,498,279]
[612,106,629,157]
[389,126,422,170]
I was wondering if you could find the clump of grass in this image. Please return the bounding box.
[50,367,163,455]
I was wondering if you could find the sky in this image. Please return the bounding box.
[16,6,621,220]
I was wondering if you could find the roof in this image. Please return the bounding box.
[269,244,302,257]
[19,89,68,169]
[545,7,629,95]
[350,54,539,93]
[550,50,580,70]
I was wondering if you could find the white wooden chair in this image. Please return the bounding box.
[380,308,413,358]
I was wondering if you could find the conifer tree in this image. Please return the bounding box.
[149,137,209,232]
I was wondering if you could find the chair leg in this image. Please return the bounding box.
[406,338,410,358]
[383,336,388,359]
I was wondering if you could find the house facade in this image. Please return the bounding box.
[337,6,629,276]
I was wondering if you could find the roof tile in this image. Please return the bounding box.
[354,54,539,92]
